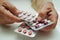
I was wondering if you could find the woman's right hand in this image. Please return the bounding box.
[0,1,22,24]
[37,2,58,32]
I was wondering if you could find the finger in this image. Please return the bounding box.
[37,9,52,22]
[2,1,21,16]
[0,15,15,24]
[37,2,53,21]
[47,10,58,23]
[0,21,14,24]
[41,10,58,32]
[0,5,22,22]
[48,11,58,27]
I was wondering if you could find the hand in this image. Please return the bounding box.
[38,2,58,32]
[0,1,22,24]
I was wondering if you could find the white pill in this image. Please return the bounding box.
[44,19,47,22]
[33,23,36,26]
[38,23,44,26]
[47,20,51,23]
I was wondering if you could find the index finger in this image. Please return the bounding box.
[47,10,58,23]
[2,1,21,16]
[0,5,22,22]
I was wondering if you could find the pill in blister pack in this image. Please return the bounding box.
[15,11,53,37]
[18,11,37,22]
[14,22,37,37]
[18,11,53,31]
[30,19,53,31]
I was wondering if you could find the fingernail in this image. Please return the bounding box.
[16,20,22,22]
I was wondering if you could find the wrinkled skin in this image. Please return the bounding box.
[0,1,22,24]
[38,2,58,32]
[0,1,58,32]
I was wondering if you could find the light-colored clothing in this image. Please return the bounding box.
[0,0,52,12]
[31,0,52,12]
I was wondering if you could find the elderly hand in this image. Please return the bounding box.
[0,1,22,24]
[38,2,58,32]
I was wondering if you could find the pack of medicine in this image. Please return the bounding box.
[14,11,53,37]
[14,22,37,37]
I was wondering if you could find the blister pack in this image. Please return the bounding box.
[14,11,53,37]
[14,22,37,37]
[18,11,53,31]
[28,19,53,31]
[18,11,38,22]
